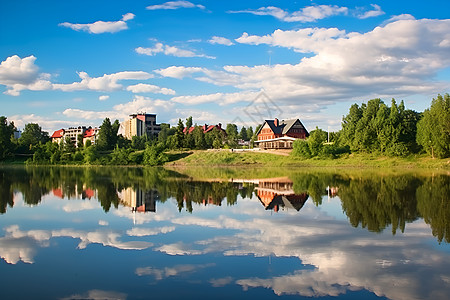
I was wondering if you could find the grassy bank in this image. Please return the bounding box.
[165,149,450,169]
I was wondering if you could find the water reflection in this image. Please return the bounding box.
[0,166,449,243]
[1,166,450,299]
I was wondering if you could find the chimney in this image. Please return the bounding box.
[274,118,279,127]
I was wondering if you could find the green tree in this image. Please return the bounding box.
[192,126,207,149]
[226,123,238,148]
[185,116,193,130]
[175,119,185,149]
[246,126,254,141]
[308,127,327,157]
[97,118,115,151]
[18,123,49,152]
[239,126,248,141]
[0,116,16,160]
[417,94,450,158]
[77,134,84,149]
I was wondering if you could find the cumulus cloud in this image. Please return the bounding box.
[99,95,109,101]
[0,55,52,96]
[136,43,214,59]
[193,18,450,106]
[62,95,174,125]
[136,263,214,280]
[53,71,152,92]
[126,83,176,95]
[0,55,156,96]
[229,5,348,22]
[170,91,260,106]
[61,290,126,300]
[127,226,176,237]
[208,36,234,46]
[155,66,205,79]
[59,13,135,34]
[356,4,385,19]
[146,1,205,10]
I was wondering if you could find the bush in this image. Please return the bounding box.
[291,140,311,158]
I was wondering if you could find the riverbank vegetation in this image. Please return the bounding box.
[0,93,449,167]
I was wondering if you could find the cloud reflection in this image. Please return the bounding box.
[60,289,126,300]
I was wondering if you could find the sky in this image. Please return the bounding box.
[1,0,450,134]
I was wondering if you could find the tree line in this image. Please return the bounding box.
[0,115,258,166]
[1,93,448,164]
[292,93,450,159]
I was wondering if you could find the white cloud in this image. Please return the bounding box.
[356,4,385,19]
[61,290,127,300]
[0,55,155,96]
[0,55,52,96]
[209,36,234,46]
[382,14,416,26]
[127,226,176,237]
[171,91,260,106]
[229,5,348,23]
[99,95,109,101]
[53,71,152,92]
[136,42,214,59]
[146,1,205,10]
[127,83,176,95]
[196,19,450,106]
[8,114,77,132]
[136,263,214,280]
[155,66,205,79]
[59,13,135,34]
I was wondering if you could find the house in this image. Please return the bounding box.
[256,177,309,212]
[50,126,99,146]
[183,123,226,135]
[119,113,161,139]
[255,118,309,149]
[83,127,99,145]
[51,129,65,144]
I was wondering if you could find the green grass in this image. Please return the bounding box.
[165,150,450,169]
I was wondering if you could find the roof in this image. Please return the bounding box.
[255,118,308,136]
[51,129,64,138]
[83,128,97,138]
[184,124,225,134]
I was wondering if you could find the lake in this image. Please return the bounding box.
[0,165,449,300]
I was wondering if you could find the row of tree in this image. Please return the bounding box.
[292,93,450,158]
[1,93,448,164]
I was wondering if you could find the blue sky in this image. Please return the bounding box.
[1,0,450,133]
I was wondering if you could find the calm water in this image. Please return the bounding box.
[0,166,449,300]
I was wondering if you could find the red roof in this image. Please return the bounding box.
[51,129,64,138]
[83,128,97,138]
[183,124,225,134]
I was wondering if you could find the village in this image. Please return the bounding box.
[49,112,310,150]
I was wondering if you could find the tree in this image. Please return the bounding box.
[226,123,238,147]
[175,119,185,149]
[97,118,116,151]
[0,116,16,160]
[185,116,193,131]
[308,127,327,157]
[246,126,254,141]
[192,126,206,149]
[18,123,49,152]
[417,94,450,158]
[63,136,76,153]
[239,126,248,141]
[77,134,84,149]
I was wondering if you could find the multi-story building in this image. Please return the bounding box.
[50,126,99,146]
[119,113,161,140]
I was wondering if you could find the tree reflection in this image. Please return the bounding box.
[0,166,449,243]
[417,175,450,243]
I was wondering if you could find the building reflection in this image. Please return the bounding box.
[118,187,159,213]
[52,185,96,200]
[255,177,309,213]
